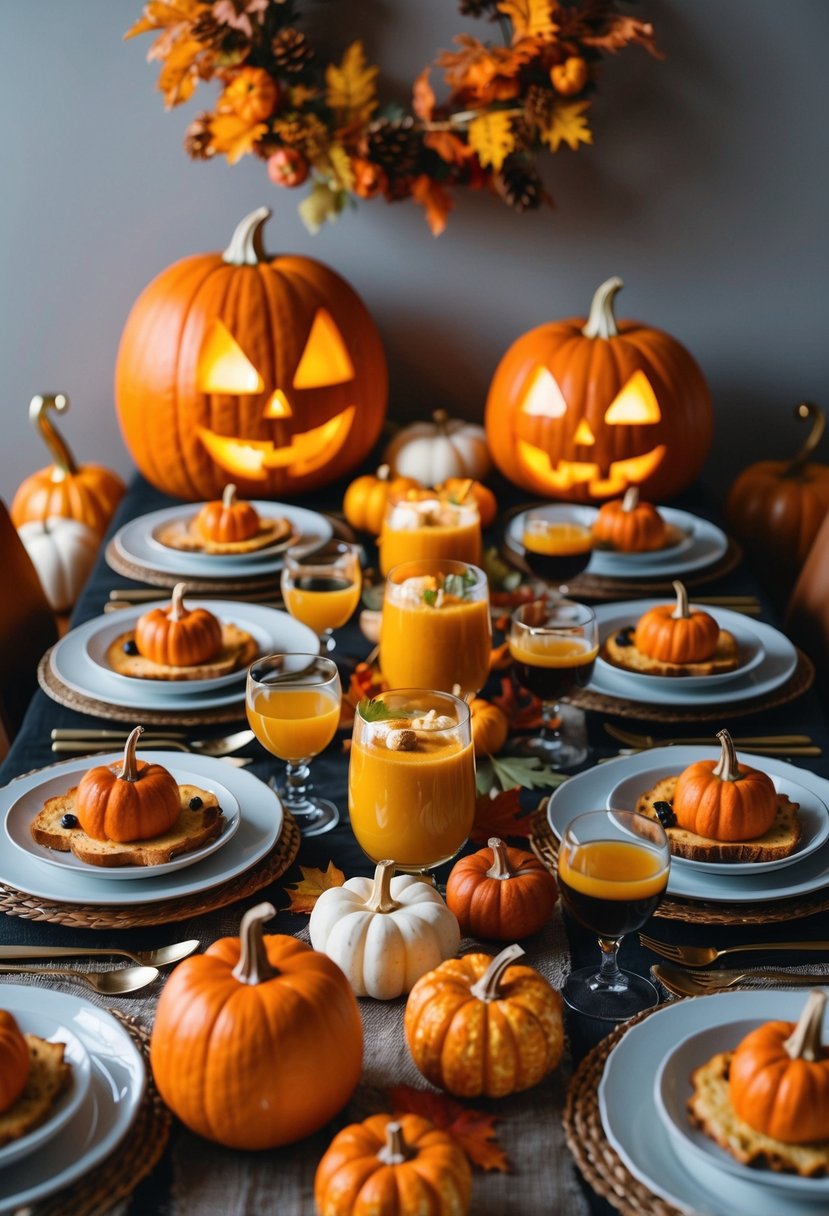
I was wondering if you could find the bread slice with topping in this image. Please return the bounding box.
[106,621,257,683]
[0,1037,71,1147]
[602,627,741,677]
[155,515,292,554]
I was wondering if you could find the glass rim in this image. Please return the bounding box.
[385,557,487,586]
[247,652,339,687]
[354,686,471,728]
[561,807,670,853]
[283,538,361,567]
[510,596,596,632]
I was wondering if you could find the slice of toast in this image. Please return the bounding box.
[637,775,800,863]
[689,1050,829,1177]
[155,515,292,555]
[601,627,740,677]
[105,621,258,682]
[0,1036,71,1148]
[31,783,223,868]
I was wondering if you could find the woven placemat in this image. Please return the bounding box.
[0,811,300,929]
[31,1013,170,1216]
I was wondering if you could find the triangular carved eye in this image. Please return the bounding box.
[518,367,568,419]
[604,370,661,424]
[197,321,264,394]
[293,310,354,389]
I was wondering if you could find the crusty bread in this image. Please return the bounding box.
[602,627,741,677]
[0,1036,71,1147]
[689,1050,829,1177]
[154,515,293,555]
[636,775,801,863]
[31,783,223,868]
[105,621,258,682]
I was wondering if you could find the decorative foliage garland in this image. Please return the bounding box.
[127,1,660,234]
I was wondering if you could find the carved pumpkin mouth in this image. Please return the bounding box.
[516,439,667,498]
[197,407,355,481]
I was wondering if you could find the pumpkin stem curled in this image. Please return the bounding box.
[29,394,78,480]
[621,487,640,513]
[223,207,271,266]
[168,583,188,622]
[376,1121,414,1166]
[670,580,690,620]
[365,860,401,914]
[486,838,514,881]
[432,408,449,431]
[221,484,238,509]
[783,403,825,479]
[783,989,826,1062]
[712,730,742,783]
[469,943,526,1002]
[118,726,144,783]
[581,277,624,341]
[232,902,278,985]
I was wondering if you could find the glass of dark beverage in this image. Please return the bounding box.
[280,540,362,651]
[557,809,670,1021]
[521,505,594,593]
[508,598,597,768]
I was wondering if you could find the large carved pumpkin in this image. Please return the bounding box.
[484,277,712,502]
[115,208,387,501]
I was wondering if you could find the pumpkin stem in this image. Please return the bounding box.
[469,943,526,1002]
[670,580,690,620]
[365,860,401,913]
[783,989,826,1062]
[581,277,624,340]
[29,394,78,480]
[377,464,391,482]
[221,484,238,509]
[486,838,514,881]
[232,902,278,985]
[432,408,450,431]
[712,729,742,783]
[118,726,144,783]
[376,1121,414,1166]
[621,487,640,513]
[168,582,188,622]
[222,207,271,266]
[783,403,825,479]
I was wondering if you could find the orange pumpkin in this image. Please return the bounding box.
[405,944,564,1098]
[441,477,498,528]
[220,66,279,123]
[76,725,181,843]
[446,837,557,940]
[634,581,719,663]
[11,394,125,538]
[343,464,422,535]
[194,483,260,543]
[551,56,588,95]
[314,1115,472,1216]
[135,583,223,667]
[592,486,667,552]
[672,729,778,842]
[469,697,509,755]
[484,277,712,502]
[730,989,829,1143]
[0,1011,30,1114]
[150,902,363,1149]
[115,208,387,502]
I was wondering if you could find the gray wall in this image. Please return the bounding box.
[2,0,827,506]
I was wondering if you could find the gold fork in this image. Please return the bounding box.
[604,723,815,749]
[653,963,826,997]
[640,934,829,968]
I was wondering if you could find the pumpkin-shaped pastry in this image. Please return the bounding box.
[673,729,778,842]
[194,483,260,543]
[469,698,509,756]
[150,902,363,1149]
[730,989,829,1143]
[592,487,667,552]
[309,859,460,999]
[405,944,564,1098]
[76,725,181,843]
[135,582,223,667]
[634,580,719,663]
[0,1011,30,1114]
[314,1114,472,1216]
[446,837,557,941]
[343,465,422,535]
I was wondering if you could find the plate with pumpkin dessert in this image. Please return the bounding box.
[149,484,299,559]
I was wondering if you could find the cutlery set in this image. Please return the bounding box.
[641,934,829,996]
[50,727,255,761]
[604,722,821,757]
[0,939,199,995]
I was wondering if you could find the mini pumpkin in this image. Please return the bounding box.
[405,943,564,1098]
[314,1115,472,1216]
[384,410,492,484]
[634,580,719,663]
[551,56,588,95]
[446,837,557,941]
[672,729,778,842]
[592,486,667,552]
[76,725,181,843]
[194,483,260,543]
[440,478,498,529]
[730,989,829,1143]
[469,697,509,756]
[17,516,99,613]
[0,1010,30,1114]
[342,464,422,535]
[150,902,363,1149]
[309,859,461,1000]
[134,582,223,667]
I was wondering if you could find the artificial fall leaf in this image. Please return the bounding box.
[209,111,266,163]
[498,0,558,45]
[284,861,345,914]
[126,1,218,107]
[583,16,663,59]
[388,1085,511,1173]
[298,180,347,234]
[125,0,207,44]
[412,69,436,122]
[339,662,387,731]
[439,36,532,104]
[540,100,592,152]
[471,787,529,841]
[325,41,379,135]
[468,111,515,172]
[492,675,545,731]
[324,142,356,192]
[411,175,453,237]
[424,130,475,166]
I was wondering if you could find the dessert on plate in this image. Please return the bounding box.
[591,487,682,553]
[155,483,293,554]
[0,1009,71,1147]
[601,580,741,677]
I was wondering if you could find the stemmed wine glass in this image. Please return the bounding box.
[521,504,594,595]
[280,540,362,652]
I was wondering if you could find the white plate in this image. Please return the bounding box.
[113,500,332,579]
[547,748,829,903]
[0,1008,91,1169]
[5,762,241,880]
[655,1018,829,1203]
[0,753,282,905]
[0,986,144,1215]
[596,613,766,691]
[607,763,829,874]
[599,990,828,1216]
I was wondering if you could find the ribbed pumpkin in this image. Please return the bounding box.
[672,729,778,842]
[469,698,509,756]
[150,903,363,1149]
[634,581,719,663]
[446,837,557,940]
[343,465,421,535]
[76,725,181,843]
[135,583,223,667]
[0,1011,30,1114]
[115,208,387,501]
[384,410,492,483]
[592,487,667,552]
[194,484,260,543]
[485,277,712,502]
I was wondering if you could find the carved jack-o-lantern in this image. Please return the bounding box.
[485,278,712,501]
[115,209,387,501]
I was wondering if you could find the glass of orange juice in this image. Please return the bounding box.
[380,559,492,697]
[521,505,594,593]
[348,689,476,874]
[379,493,482,576]
[246,653,342,836]
[280,540,362,652]
[557,809,670,1020]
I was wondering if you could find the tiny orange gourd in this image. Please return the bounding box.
[342,464,422,535]
[135,582,223,667]
[551,55,588,95]
[634,580,720,663]
[76,725,181,843]
[194,483,260,543]
[592,486,667,552]
[672,729,779,842]
[0,1011,30,1114]
[469,697,509,756]
[446,837,558,940]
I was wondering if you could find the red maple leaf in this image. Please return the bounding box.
[472,787,530,842]
[388,1084,511,1172]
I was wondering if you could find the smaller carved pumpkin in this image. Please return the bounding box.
[592,486,666,552]
[315,1115,472,1216]
[135,583,223,667]
[635,581,719,663]
[342,464,421,535]
[469,698,509,756]
[446,837,557,940]
[441,478,498,529]
[76,725,181,843]
[0,1011,30,1114]
[385,410,492,484]
[672,729,778,842]
[194,484,260,543]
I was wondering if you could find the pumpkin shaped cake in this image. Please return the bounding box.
[0,1010,71,1148]
[601,581,741,677]
[155,483,294,555]
[592,486,675,552]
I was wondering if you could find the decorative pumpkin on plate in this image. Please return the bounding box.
[115,208,388,501]
[0,1011,30,1114]
[309,859,461,1000]
[194,484,260,543]
[446,837,557,940]
[384,410,492,484]
[76,725,181,843]
[314,1115,472,1216]
[150,902,363,1149]
[672,729,778,842]
[469,698,509,756]
[484,277,712,502]
[343,465,422,535]
[592,487,667,552]
[16,515,98,613]
[404,944,564,1098]
[134,583,223,667]
[634,581,719,664]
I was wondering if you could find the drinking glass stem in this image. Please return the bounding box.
[320,629,336,653]
[541,700,563,736]
[595,937,627,991]
[282,760,312,810]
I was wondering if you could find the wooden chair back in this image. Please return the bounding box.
[785,509,829,706]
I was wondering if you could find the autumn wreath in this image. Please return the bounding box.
[128,0,660,235]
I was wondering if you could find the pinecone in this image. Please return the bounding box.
[190,11,244,53]
[363,117,420,177]
[272,28,314,73]
[524,84,555,130]
[459,0,501,19]
[495,154,545,212]
[510,116,535,152]
[183,112,215,160]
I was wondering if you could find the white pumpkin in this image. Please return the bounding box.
[309,860,461,1000]
[384,409,492,484]
[17,516,98,612]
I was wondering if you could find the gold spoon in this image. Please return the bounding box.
[0,963,160,995]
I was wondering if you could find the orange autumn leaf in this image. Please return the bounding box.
[209,111,267,163]
[424,130,475,166]
[490,641,512,671]
[498,0,558,44]
[492,675,545,730]
[472,787,530,842]
[412,68,436,122]
[126,2,217,108]
[411,175,453,237]
[439,35,533,104]
[339,662,387,731]
[388,1084,511,1172]
[583,16,664,59]
[284,861,346,914]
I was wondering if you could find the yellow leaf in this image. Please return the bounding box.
[497,0,558,44]
[540,100,593,152]
[284,861,346,914]
[468,111,515,172]
[298,181,347,234]
[209,112,266,164]
[325,41,378,133]
[325,142,356,192]
[412,175,453,237]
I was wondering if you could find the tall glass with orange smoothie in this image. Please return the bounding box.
[379,495,482,576]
